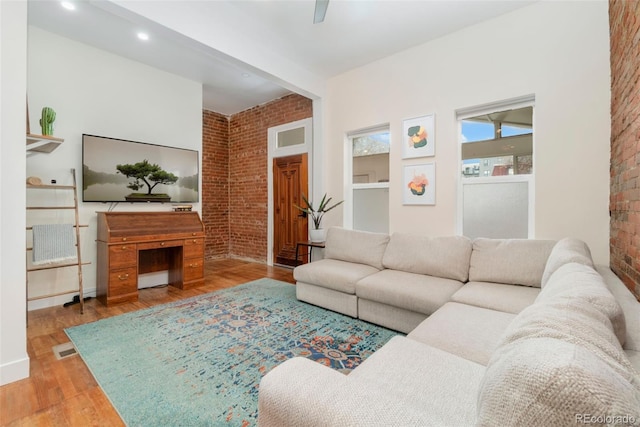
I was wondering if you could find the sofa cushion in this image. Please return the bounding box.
[357,299,427,334]
[293,258,379,294]
[324,227,390,270]
[598,265,640,353]
[408,302,516,365]
[541,237,594,287]
[450,281,539,314]
[296,282,358,318]
[382,233,472,282]
[356,269,464,316]
[538,262,626,346]
[477,338,640,426]
[478,286,640,425]
[499,287,634,378]
[347,336,486,426]
[469,238,556,287]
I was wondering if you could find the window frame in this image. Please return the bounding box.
[456,95,535,239]
[344,124,390,230]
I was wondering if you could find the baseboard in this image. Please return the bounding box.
[0,355,30,386]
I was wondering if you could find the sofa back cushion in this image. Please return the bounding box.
[324,227,390,270]
[468,238,556,287]
[477,281,640,425]
[382,234,472,282]
[477,338,640,426]
[537,262,626,346]
[540,237,594,288]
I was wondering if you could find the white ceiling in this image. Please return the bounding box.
[28,0,536,116]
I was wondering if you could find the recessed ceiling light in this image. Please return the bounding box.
[61,2,76,11]
[241,73,250,78]
[137,32,150,41]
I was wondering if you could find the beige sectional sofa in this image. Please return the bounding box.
[258,227,640,426]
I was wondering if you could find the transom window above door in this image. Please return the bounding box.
[277,127,305,148]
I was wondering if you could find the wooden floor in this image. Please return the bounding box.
[0,259,294,426]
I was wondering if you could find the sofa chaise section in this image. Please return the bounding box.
[258,336,486,427]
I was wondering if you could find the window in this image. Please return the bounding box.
[346,126,390,233]
[457,96,534,239]
[461,106,533,178]
[277,127,305,148]
[269,118,312,158]
[352,132,390,184]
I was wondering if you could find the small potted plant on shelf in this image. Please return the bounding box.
[295,193,343,242]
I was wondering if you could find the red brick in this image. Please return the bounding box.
[610,0,640,299]
[201,94,313,263]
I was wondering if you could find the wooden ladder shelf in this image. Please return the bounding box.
[26,168,89,313]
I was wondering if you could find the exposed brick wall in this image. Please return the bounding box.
[201,94,313,263]
[609,0,640,299]
[228,94,313,262]
[202,110,230,259]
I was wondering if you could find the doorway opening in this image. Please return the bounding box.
[273,154,309,266]
[267,118,312,267]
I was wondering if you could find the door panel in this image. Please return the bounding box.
[273,154,308,266]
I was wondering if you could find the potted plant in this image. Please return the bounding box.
[295,193,343,242]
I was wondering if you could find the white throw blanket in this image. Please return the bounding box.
[32,224,77,265]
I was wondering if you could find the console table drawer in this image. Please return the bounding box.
[183,238,204,258]
[109,245,137,268]
[183,259,204,282]
[137,240,182,251]
[109,267,137,296]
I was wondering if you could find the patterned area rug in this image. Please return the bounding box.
[65,279,398,426]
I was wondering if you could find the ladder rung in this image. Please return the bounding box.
[27,261,90,272]
[27,206,76,210]
[27,289,80,301]
[27,244,78,251]
[26,224,88,230]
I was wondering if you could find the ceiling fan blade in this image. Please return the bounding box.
[314,0,329,24]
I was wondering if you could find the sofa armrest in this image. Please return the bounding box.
[257,357,354,427]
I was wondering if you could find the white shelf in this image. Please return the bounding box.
[26,134,64,154]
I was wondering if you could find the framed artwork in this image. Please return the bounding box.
[403,163,436,205]
[402,114,435,159]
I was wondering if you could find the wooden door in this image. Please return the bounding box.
[273,154,308,266]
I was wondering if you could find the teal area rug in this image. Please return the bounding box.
[65,279,398,426]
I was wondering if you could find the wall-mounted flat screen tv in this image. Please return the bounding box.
[82,134,199,203]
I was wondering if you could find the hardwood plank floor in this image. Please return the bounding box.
[1,259,294,426]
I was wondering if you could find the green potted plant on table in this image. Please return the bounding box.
[295,193,343,242]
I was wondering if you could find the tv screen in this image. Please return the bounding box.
[82,134,199,203]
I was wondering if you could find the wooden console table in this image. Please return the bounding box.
[96,211,205,306]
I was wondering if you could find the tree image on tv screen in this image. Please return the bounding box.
[116,160,178,202]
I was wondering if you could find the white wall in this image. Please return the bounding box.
[26,27,202,310]
[0,1,29,386]
[324,1,611,263]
